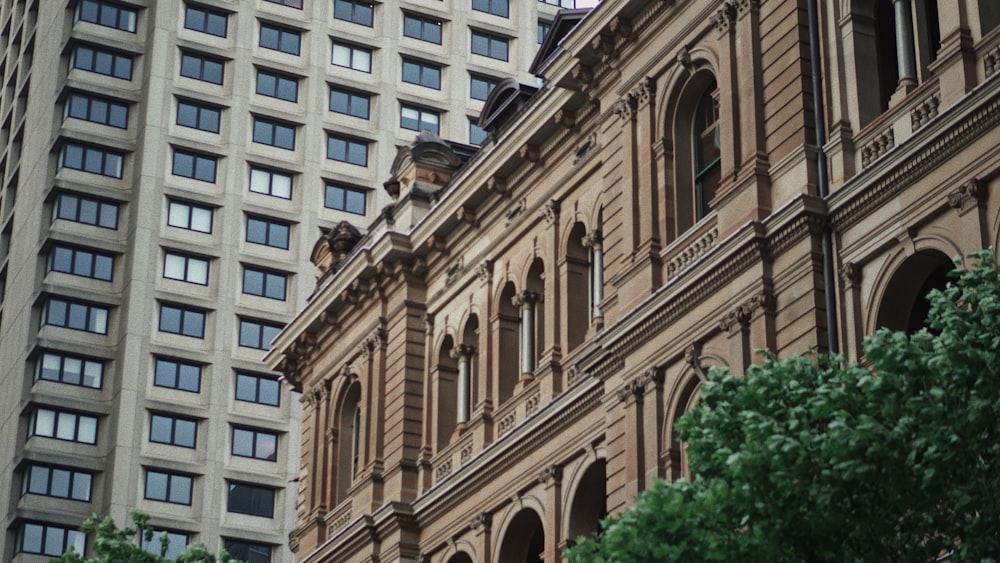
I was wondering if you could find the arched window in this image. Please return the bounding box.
[336,382,362,502]
[565,222,589,352]
[692,80,720,220]
[497,282,519,403]
[436,336,458,448]
[669,70,720,237]
[876,250,952,334]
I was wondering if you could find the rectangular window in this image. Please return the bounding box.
[22,464,93,502]
[18,523,86,557]
[159,304,206,338]
[332,42,372,72]
[65,93,128,128]
[403,13,442,44]
[141,531,189,560]
[176,100,221,133]
[255,69,298,102]
[48,245,114,281]
[164,252,209,285]
[252,118,296,150]
[29,407,98,444]
[326,135,368,166]
[471,30,509,61]
[154,358,202,393]
[324,183,366,215]
[538,21,551,44]
[243,267,287,300]
[224,540,272,563]
[54,194,119,229]
[470,74,499,101]
[246,217,290,249]
[76,0,137,32]
[232,427,278,461]
[472,0,508,17]
[71,45,133,79]
[259,23,300,55]
[400,105,440,134]
[184,5,227,37]
[401,58,441,89]
[150,413,197,448]
[238,319,283,351]
[264,0,302,7]
[333,0,373,26]
[60,143,124,178]
[236,373,280,406]
[145,470,193,505]
[227,482,275,518]
[539,0,575,6]
[329,87,370,119]
[43,298,109,335]
[172,150,217,182]
[167,200,213,233]
[37,351,103,388]
[470,120,487,145]
[249,167,292,199]
[180,52,224,84]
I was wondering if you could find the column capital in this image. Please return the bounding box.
[512,291,542,308]
[448,344,477,360]
[581,231,603,249]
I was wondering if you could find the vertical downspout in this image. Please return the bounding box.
[807,0,840,353]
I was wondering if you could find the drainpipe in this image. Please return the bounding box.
[807,0,840,354]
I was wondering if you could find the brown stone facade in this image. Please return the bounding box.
[267,0,1000,561]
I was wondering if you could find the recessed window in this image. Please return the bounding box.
[255,69,299,102]
[236,373,280,406]
[60,143,124,178]
[227,482,275,518]
[332,42,372,72]
[36,351,103,388]
[172,150,217,182]
[333,0,373,26]
[164,252,209,285]
[158,304,206,338]
[184,5,227,37]
[76,0,137,32]
[259,23,301,55]
[326,135,368,166]
[22,464,93,502]
[402,58,441,89]
[66,93,128,128]
[29,407,98,444]
[324,183,366,215]
[250,167,292,199]
[54,194,119,229]
[472,0,508,17]
[48,245,114,281]
[232,427,278,461]
[264,0,302,7]
[17,523,86,557]
[71,45,133,79]
[539,0,574,6]
[246,217,290,249]
[141,531,189,560]
[243,267,287,300]
[400,105,439,134]
[470,74,499,101]
[145,470,193,505]
[329,87,370,119]
[471,30,508,61]
[43,298,109,335]
[403,13,442,44]
[180,52,224,84]
[469,120,487,145]
[238,319,283,351]
[252,118,296,150]
[224,540,273,563]
[167,200,213,233]
[150,414,197,448]
[154,358,202,393]
[537,20,551,44]
[693,81,721,220]
[177,100,221,133]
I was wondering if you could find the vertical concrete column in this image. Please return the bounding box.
[450,345,476,424]
[582,231,604,322]
[894,0,918,86]
[513,291,539,379]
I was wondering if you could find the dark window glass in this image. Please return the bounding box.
[238,319,283,351]
[61,143,124,178]
[141,531,189,560]
[71,45,133,79]
[324,183,366,215]
[249,167,293,199]
[693,80,721,220]
[177,100,221,133]
[23,464,93,501]
[76,0,138,32]
[264,0,302,7]
[145,470,193,505]
[403,14,442,44]
[36,351,103,388]
[252,118,296,150]
[256,69,298,102]
[333,0,373,26]
[158,304,206,338]
[471,30,509,61]
[470,74,499,101]
[227,482,275,517]
[18,522,86,556]
[224,540,272,563]
[402,59,441,89]
[326,135,368,166]
[180,52,224,84]
[469,120,487,145]
[43,298,109,335]
[538,20,551,44]
[48,245,114,281]
[400,105,439,134]
[246,217,290,249]
[54,194,119,229]
[167,200,213,233]
[243,267,287,300]
[184,5,227,37]
[472,0,508,17]
[232,427,278,461]
[150,414,197,448]
[329,87,370,119]
[154,358,202,393]
[66,93,128,128]
[259,23,301,55]
[172,150,217,182]
[236,373,280,406]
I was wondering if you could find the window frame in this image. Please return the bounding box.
[158,303,206,339]
[403,13,442,44]
[400,104,440,135]
[171,149,218,183]
[245,216,291,249]
[333,0,374,27]
[472,0,508,17]
[18,522,86,557]
[227,482,276,518]
[71,44,133,80]
[154,357,202,393]
[242,266,288,300]
[141,530,190,560]
[76,0,138,32]
[259,22,301,55]
[249,167,293,199]
[331,42,372,72]
[65,92,129,129]
[183,5,228,37]
[179,51,225,85]
[22,464,93,502]
[329,87,371,119]
[48,244,114,281]
[60,142,124,179]
[163,252,209,285]
[43,297,109,335]
[255,68,299,102]
[235,372,281,407]
[401,58,441,89]
[238,318,284,351]
[326,134,369,166]
[36,351,104,389]
[223,539,273,563]
[232,426,279,461]
[176,99,221,133]
[471,29,509,61]
[324,183,367,215]
[29,407,98,444]
[469,119,488,145]
[252,117,296,150]
[167,200,213,233]
[144,470,193,505]
[470,74,499,101]
[149,413,198,448]
[264,0,302,7]
[54,193,119,229]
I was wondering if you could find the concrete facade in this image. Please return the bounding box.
[267,0,1000,561]
[0,0,554,561]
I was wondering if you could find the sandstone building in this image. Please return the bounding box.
[267,0,1000,561]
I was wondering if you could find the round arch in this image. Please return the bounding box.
[871,249,954,334]
[496,508,545,563]
[564,460,607,544]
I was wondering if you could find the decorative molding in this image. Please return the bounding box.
[512,290,542,308]
[330,509,353,532]
[469,512,492,532]
[519,144,542,165]
[537,464,562,486]
[684,342,704,377]
[985,44,1000,76]
[525,393,541,415]
[710,3,734,35]
[541,200,560,225]
[460,442,473,463]
[616,378,644,403]
[487,176,509,196]
[505,198,527,225]
[435,459,453,479]
[733,0,759,17]
[612,94,636,121]
[449,344,477,361]
[446,258,464,285]
[476,259,493,284]
[840,261,862,288]
[677,45,694,73]
[665,227,718,279]
[582,230,603,249]
[911,92,940,130]
[720,290,775,335]
[638,367,664,389]
[456,206,478,227]
[948,178,983,212]
[574,132,599,165]
[632,76,656,109]
[496,412,516,435]
[554,109,576,129]
[860,127,895,168]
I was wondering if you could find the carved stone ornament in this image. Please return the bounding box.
[733,0,759,16]
[574,132,598,165]
[476,260,494,283]
[446,259,464,285]
[638,367,664,388]
[487,176,509,196]
[470,512,492,532]
[719,303,753,335]
[840,262,862,287]
[684,343,703,371]
[554,109,576,129]
[423,313,434,335]
[512,291,541,308]
[710,3,734,35]
[582,231,603,249]
[612,94,636,121]
[677,45,694,73]
[538,464,562,486]
[632,77,656,109]
[616,378,644,403]
[541,200,560,224]
[449,344,477,361]
[947,178,983,211]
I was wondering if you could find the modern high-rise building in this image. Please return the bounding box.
[0,0,569,560]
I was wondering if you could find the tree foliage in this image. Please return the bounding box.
[53,510,235,563]
[567,250,1000,562]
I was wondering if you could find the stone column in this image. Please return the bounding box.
[513,291,539,378]
[893,0,918,88]
[582,231,604,321]
[450,345,476,424]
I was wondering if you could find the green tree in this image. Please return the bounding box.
[53,510,236,563]
[567,250,1000,562]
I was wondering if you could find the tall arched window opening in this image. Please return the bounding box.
[693,80,720,221]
